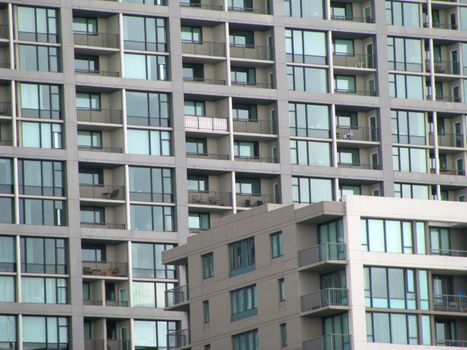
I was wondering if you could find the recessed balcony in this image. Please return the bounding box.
[182,41,225,57]
[236,193,275,208]
[76,109,123,125]
[186,152,229,160]
[185,115,228,133]
[336,126,379,142]
[188,191,232,207]
[230,45,273,61]
[79,185,124,201]
[233,119,275,135]
[433,294,467,313]
[333,53,375,69]
[82,261,128,277]
[74,32,119,49]
[429,132,464,148]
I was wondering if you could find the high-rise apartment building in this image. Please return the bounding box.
[163,197,467,350]
[0,0,467,348]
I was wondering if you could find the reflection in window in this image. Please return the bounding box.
[292,176,333,203]
[131,243,176,279]
[130,205,174,231]
[127,129,171,156]
[127,91,170,127]
[124,54,168,80]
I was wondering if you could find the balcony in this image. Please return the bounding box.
[298,243,346,272]
[234,155,277,163]
[301,288,349,317]
[426,59,460,75]
[74,32,119,48]
[82,261,128,277]
[168,329,191,350]
[183,76,225,85]
[303,334,351,350]
[427,94,462,103]
[0,25,8,39]
[165,285,189,311]
[429,132,464,148]
[336,126,379,142]
[83,299,129,307]
[231,80,273,89]
[182,41,225,57]
[334,88,376,97]
[186,152,229,160]
[435,340,467,347]
[185,115,228,132]
[81,222,126,230]
[75,68,119,77]
[180,0,223,10]
[76,109,123,124]
[331,13,373,22]
[430,248,467,257]
[230,45,272,60]
[80,185,124,201]
[188,191,232,206]
[338,162,381,170]
[233,119,275,135]
[236,193,275,208]
[0,101,11,116]
[333,53,375,69]
[78,145,123,153]
[433,294,467,313]
[228,6,269,14]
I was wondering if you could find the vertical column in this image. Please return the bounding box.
[373,0,394,197]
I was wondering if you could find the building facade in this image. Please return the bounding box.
[1,0,467,348]
[163,196,467,350]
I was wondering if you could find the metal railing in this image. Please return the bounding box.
[286,53,327,65]
[77,109,122,124]
[298,242,346,267]
[0,342,16,350]
[82,261,128,277]
[334,88,376,96]
[331,14,374,22]
[233,119,275,134]
[333,53,374,69]
[301,288,348,313]
[75,68,120,77]
[431,248,467,257]
[106,300,129,307]
[426,59,460,75]
[0,25,8,39]
[234,155,277,163]
[290,127,331,139]
[74,32,119,48]
[336,126,379,142]
[168,329,191,349]
[303,334,351,350]
[231,80,274,89]
[228,6,270,14]
[230,45,272,60]
[83,299,103,306]
[81,222,126,230]
[180,1,223,10]
[165,285,189,307]
[78,145,123,153]
[429,132,464,148]
[427,94,462,103]
[0,61,9,69]
[18,184,64,197]
[432,22,458,30]
[188,191,232,206]
[236,193,275,207]
[85,339,104,350]
[185,115,228,132]
[107,340,131,350]
[23,343,68,350]
[183,76,226,85]
[430,168,464,176]
[186,152,229,160]
[0,101,11,116]
[0,140,13,146]
[182,41,225,56]
[433,294,467,312]
[338,162,381,170]
[21,263,67,274]
[435,340,467,347]
[79,185,124,200]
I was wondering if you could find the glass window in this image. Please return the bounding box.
[232,104,257,121]
[127,129,171,156]
[77,130,102,149]
[133,281,174,308]
[235,178,260,195]
[335,75,356,93]
[279,278,285,301]
[291,176,333,203]
[288,103,330,138]
[186,138,207,155]
[203,300,210,323]
[75,54,99,73]
[387,37,422,72]
[181,26,202,43]
[284,0,324,19]
[231,285,257,321]
[20,83,61,119]
[0,158,13,194]
[124,16,167,51]
[229,237,255,276]
[389,74,424,100]
[73,17,97,34]
[287,66,328,92]
[391,110,426,145]
[202,253,214,279]
[392,146,427,173]
[231,67,256,85]
[0,276,15,302]
[0,198,14,224]
[367,312,423,344]
[22,277,67,304]
[20,237,67,274]
[230,30,254,47]
[0,236,15,272]
[385,1,420,27]
[132,320,178,348]
[394,183,429,199]
[21,122,63,149]
[19,199,66,226]
[22,316,68,346]
[129,167,173,202]
[19,45,60,72]
[232,329,259,350]
[285,29,326,64]
[130,205,174,231]
[290,140,331,166]
[17,6,58,43]
[124,54,168,80]
[189,212,210,232]
[0,315,16,343]
[271,232,283,258]
[234,141,258,159]
[333,39,354,55]
[361,218,414,254]
[76,93,101,110]
[132,243,176,279]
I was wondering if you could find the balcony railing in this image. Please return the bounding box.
[298,243,346,267]
[234,155,277,163]
[334,88,376,97]
[80,185,124,200]
[236,193,275,207]
[431,248,467,257]
[180,1,223,10]
[82,261,128,277]
[301,288,348,313]
[290,127,330,139]
[427,94,462,103]
[435,340,467,347]
[231,80,274,89]
[0,101,11,116]
[81,222,126,230]
[331,13,374,22]
[228,6,269,14]
[230,45,272,60]
[303,334,351,350]
[85,339,130,350]
[429,132,464,148]
[85,339,104,350]
[74,32,119,48]
[431,22,458,30]
[182,41,225,56]
[83,299,103,306]
[0,342,16,350]
[165,285,189,307]
[106,300,129,307]
[0,25,9,39]
[430,168,464,176]
[23,343,68,350]
[78,145,123,153]
[426,59,460,75]
[76,109,123,124]
[183,76,226,85]
[338,162,381,170]
[233,119,275,134]
[0,140,13,146]
[186,152,229,160]
[107,340,131,350]
[336,126,379,142]
[433,294,467,313]
[188,191,232,206]
[185,115,228,132]
[75,68,120,77]
[168,329,191,350]
[333,53,375,69]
